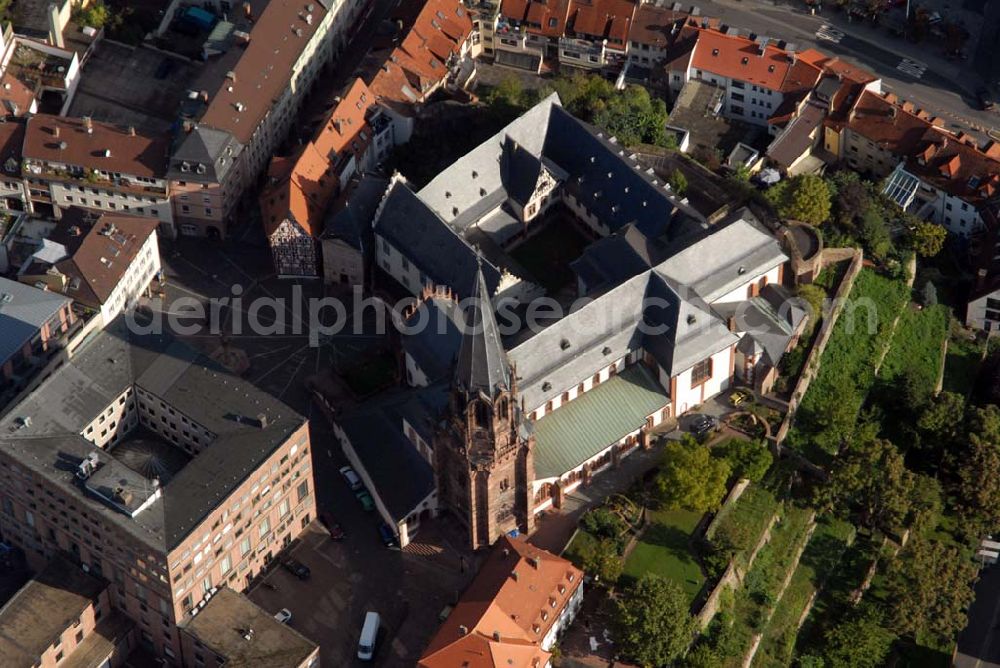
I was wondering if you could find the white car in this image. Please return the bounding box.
[339,466,363,491]
[274,608,292,624]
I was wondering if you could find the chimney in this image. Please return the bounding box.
[528,556,540,569]
[53,126,59,138]
[48,2,64,49]
[68,225,80,236]
[458,625,469,636]
[83,116,92,130]
[255,413,268,428]
[128,125,136,136]
[727,315,737,332]
[492,631,501,642]
[890,106,897,119]
[511,570,518,582]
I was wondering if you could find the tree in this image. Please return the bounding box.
[887,537,978,647]
[74,0,110,28]
[799,365,860,454]
[579,538,623,585]
[683,644,723,668]
[818,607,896,668]
[777,174,832,225]
[815,433,914,529]
[614,574,696,667]
[668,168,688,195]
[797,283,827,330]
[859,208,891,260]
[953,434,1000,529]
[916,391,965,448]
[549,75,670,146]
[656,437,730,512]
[922,281,938,307]
[830,171,870,226]
[716,438,773,483]
[911,220,947,257]
[908,475,944,537]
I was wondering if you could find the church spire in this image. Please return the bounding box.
[454,260,510,398]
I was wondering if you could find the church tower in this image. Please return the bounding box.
[434,265,535,549]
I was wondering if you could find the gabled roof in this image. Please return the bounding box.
[0,276,70,366]
[21,208,160,309]
[690,28,794,90]
[569,0,636,43]
[454,265,511,398]
[374,179,503,299]
[322,174,391,249]
[261,79,374,239]
[419,536,582,668]
[24,114,169,178]
[501,0,572,37]
[845,90,940,157]
[197,0,331,145]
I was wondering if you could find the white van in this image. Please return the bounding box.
[357,611,380,661]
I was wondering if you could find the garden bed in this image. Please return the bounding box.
[754,517,856,667]
[785,268,910,462]
[878,303,949,390]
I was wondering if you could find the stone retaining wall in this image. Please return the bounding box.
[775,249,864,446]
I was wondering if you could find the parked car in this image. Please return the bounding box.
[378,522,398,547]
[689,414,719,438]
[357,611,381,661]
[281,557,311,580]
[319,511,345,540]
[356,489,375,511]
[729,389,752,407]
[340,466,363,491]
[977,87,995,110]
[274,608,292,624]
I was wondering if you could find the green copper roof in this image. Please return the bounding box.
[532,364,669,479]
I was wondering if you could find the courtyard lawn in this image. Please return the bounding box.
[754,517,856,667]
[508,214,592,292]
[786,268,910,461]
[879,304,949,391]
[623,507,705,602]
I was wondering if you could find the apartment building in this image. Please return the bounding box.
[167,0,366,239]
[0,118,29,214]
[260,78,377,278]
[0,275,74,395]
[179,588,318,668]
[0,322,316,662]
[17,208,161,325]
[21,115,173,235]
[0,556,134,668]
[419,536,583,667]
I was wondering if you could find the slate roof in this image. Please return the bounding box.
[570,223,665,293]
[532,364,668,479]
[0,319,306,551]
[322,174,391,250]
[336,385,447,521]
[374,180,502,298]
[167,125,242,183]
[402,295,464,382]
[0,277,71,365]
[455,265,511,397]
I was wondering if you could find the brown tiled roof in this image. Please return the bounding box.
[844,90,935,157]
[0,71,36,117]
[904,128,1000,205]
[23,114,169,178]
[28,208,159,308]
[418,537,582,668]
[501,0,572,38]
[199,0,329,145]
[261,79,374,238]
[569,0,636,44]
[369,0,472,106]
[628,4,692,48]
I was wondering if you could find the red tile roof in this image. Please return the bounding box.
[627,4,693,48]
[845,90,939,158]
[369,0,472,106]
[904,128,1000,205]
[501,0,572,38]
[418,537,583,668]
[260,79,373,239]
[690,29,794,90]
[569,0,637,45]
